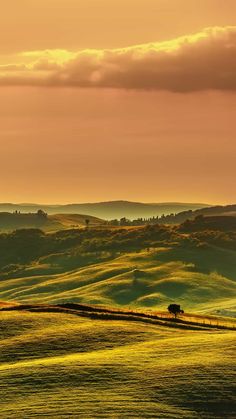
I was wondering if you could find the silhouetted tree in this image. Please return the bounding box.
[168,304,184,318]
[85,219,90,228]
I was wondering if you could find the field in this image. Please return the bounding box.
[0,307,235,418]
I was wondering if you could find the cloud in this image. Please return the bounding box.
[0,26,236,92]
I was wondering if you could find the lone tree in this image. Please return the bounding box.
[85,218,90,229]
[37,209,47,219]
[168,304,184,319]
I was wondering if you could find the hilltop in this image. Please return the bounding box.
[0,211,104,232]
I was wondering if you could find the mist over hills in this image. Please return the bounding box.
[0,202,236,232]
[0,203,235,232]
[0,201,209,220]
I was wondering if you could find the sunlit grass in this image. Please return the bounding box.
[1,250,235,316]
[0,310,235,418]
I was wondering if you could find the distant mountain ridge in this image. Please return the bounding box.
[0,201,209,220]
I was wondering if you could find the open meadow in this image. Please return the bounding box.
[0,308,235,418]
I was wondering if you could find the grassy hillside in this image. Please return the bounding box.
[49,213,104,229]
[0,219,235,315]
[1,250,235,316]
[0,212,104,232]
[0,309,235,418]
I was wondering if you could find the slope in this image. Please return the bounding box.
[0,212,104,232]
[0,310,235,418]
[1,250,235,316]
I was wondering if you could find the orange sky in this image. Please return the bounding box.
[1,1,236,204]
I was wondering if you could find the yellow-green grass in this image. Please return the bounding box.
[1,250,235,316]
[49,213,105,229]
[0,310,235,418]
[0,212,104,233]
[43,213,105,232]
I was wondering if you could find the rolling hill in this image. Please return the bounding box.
[0,218,235,417]
[0,219,235,316]
[159,204,236,224]
[0,307,235,418]
[0,250,235,316]
[0,201,209,220]
[0,212,104,232]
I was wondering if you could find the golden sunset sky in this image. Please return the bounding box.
[1,0,236,204]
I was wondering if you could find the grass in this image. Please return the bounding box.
[0,212,104,232]
[0,309,235,418]
[2,301,236,330]
[1,250,235,317]
[49,213,104,230]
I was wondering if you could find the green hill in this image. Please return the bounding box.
[0,212,104,232]
[0,250,235,316]
[0,221,235,316]
[0,308,235,418]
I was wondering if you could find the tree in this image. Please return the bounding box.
[168,304,184,318]
[37,209,47,219]
[85,219,90,228]
[120,217,129,226]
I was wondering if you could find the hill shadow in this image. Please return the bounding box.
[155,245,236,281]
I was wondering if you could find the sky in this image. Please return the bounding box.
[1,0,236,204]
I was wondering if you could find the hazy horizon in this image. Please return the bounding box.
[0,198,230,206]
